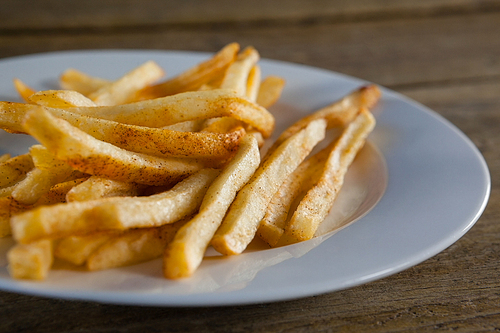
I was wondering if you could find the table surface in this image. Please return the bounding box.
[1,1,499,331]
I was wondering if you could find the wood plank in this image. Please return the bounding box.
[0,12,498,88]
[1,0,500,30]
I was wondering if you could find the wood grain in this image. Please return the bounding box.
[0,0,499,331]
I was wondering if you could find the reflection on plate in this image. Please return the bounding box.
[0,50,490,306]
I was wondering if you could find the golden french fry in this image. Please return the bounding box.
[87,221,185,271]
[135,42,240,100]
[11,147,76,205]
[0,153,33,188]
[0,197,12,237]
[55,232,115,266]
[13,78,35,102]
[59,68,111,96]
[89,60,165,106]
[66,176,145,202]
[256,76,286,108]
[10,168,220,244]
[29,90,97,107]
[266,84,380,156]
[7,239,53,280]
[22,107,205,186]
[164,134,260,279]
[280,108,376,245]
[211,119,327,255]
[246,65,261,102]
[220,46,260,96]
[257,144,331,247]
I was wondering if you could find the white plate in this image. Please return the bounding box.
[0,50,490,307]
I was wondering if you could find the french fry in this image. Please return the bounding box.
[220,46,260,96]
[59,68,111,96]
[280,108,376,245]
[256,76,286,108]
[55,232,115,266]
[0,154,10,163]
[10,168,220,244]
[29,90,97,107]
[257,144,331,247]
[22,107,205,186]
[66,176,145,202]
[135,42,240,100]
[7,239,53,280]
[88,60,165,106]
[246,65,261,102]
[87,221,186,271]
[266,84,380,156]
[164,134,260,278]
[0,153,33,188]
[211,119,327,255]
[13,78,35,102]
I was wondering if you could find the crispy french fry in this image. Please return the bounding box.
[257,76,286,108]
[10,168,220,244]
[246,65,261,102]
[29,90,97,107]
[0,153,33,188]
[87,221,185,271]
[66,176,145,202]
[135,43,240,100]
[55,232,115,266]
[220,46,260,96]
[59,68,111,96]
[280,108,376,245]
[211,119,327,255]
[13,78,35,102]
[7,240,53,280]
[22,107,205,186]
[257,144,331,247]
[89,61,165,106]
[164,134,260,278]
[266,84,380,156]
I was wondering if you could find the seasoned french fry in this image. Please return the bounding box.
[13,78,35,102]
[135,42,240,100]
[87,221,186,271]
[246,65,261,102]
[59,68,111,96]
[66,176,145,202]
[257,76,286,108]
[164,134,260,278]
[211,119,327,255]
[220,46,260,96]
[10,168,220,244]
[7,239,53,280]
[257,144,331,247]
[266,84,380,156]
[55,232,115,266]
[22,107,205,186]
[29,90,97,107]
[89,60,165,106]
[280,108,376,245]
[0,153,33,188]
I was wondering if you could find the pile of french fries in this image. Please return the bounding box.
[0,42,381,281]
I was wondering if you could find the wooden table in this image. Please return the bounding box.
[1,1,499,331]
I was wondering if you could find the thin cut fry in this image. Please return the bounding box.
[55,232,115,266]
[280,108,376,245]
[246,65,261,102]
[66,176,145,202]
[220,46,260,96]
[10,168,220,244]
[164,134,260,278]
[13,78,35,102]
[22,107,205,186]
[89,60,165,106]
[135,42,240,100]
[87,221,186,271]
[211,119,327,255]
[256,76,286,108]
[59,68,111,96]
[7,240,53,280]
[29,90,97,107]
[0,153,33,188]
